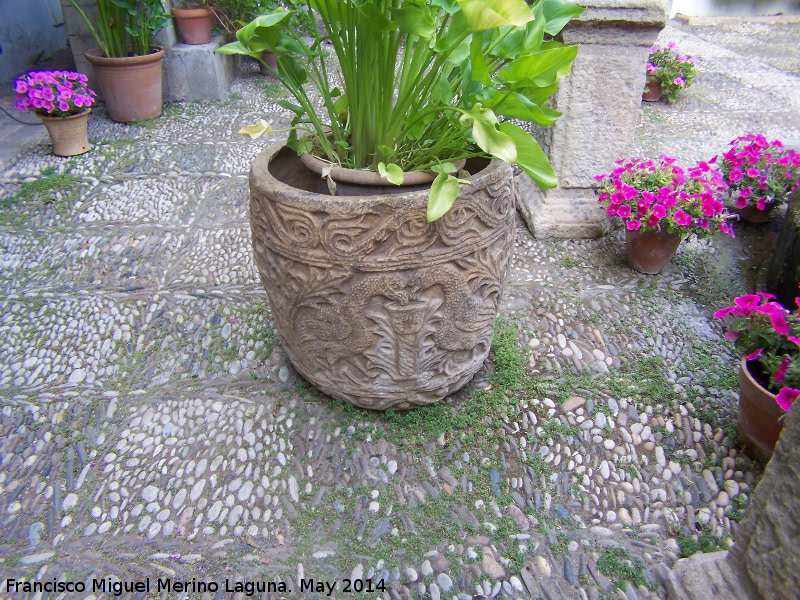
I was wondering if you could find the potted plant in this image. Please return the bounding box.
[172,0,214,45]
[596,156,736,274]
[217,0,584,410]
[209,0,314,74]
[68,0,169,122]
[719,133,800,223]
[14,70,96,157]
[714,293,800,460]
[643,42,696,102]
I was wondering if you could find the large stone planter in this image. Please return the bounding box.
[249,144,516,410]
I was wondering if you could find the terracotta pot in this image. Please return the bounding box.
[85,46,164,123]
[300,151,465,196]
[643,77,662,102]
[172,6,213,45]
[625,228,682,274]
[38,109,91,157]
[738,202,777,223]
[738,358,788,461]
[249,143,515,410]
[259,50,278,75]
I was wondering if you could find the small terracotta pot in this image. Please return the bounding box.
[643,77,662,102]
[259,50,278,75]
[85,47,164,123]
[39,109,91,157]
[738,358,788,461]
[738,202,777,223]
[625,228,682,274]
[172,6,213,45]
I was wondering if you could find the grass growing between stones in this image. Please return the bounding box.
[0,164,82,225]
[596,546,651,592]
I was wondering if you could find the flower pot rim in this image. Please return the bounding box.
[300,151,465,187]
[36,108,92,122]
[85,45,165,66]
[255,141,505,205]
[741,356,777,399]
[172,5,213,17]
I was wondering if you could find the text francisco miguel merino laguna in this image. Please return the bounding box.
[6,576,386,596]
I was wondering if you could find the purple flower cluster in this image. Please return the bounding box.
[714,293,800,411]
[721,134,800,211]
[595,156,736,238]
[14,70,96,117]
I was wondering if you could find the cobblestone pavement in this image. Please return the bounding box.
[0,17,798,600]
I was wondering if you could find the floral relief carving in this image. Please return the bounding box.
[250,148,515,409]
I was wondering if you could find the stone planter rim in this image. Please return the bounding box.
[300,151,465,186]
[252,140,507,211]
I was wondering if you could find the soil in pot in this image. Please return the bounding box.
[39,109,91,157]
[173,6,213,45]
[625,228,682,274]
[85,47,164,123]
[738,358,787,461]
[250,144,514,410]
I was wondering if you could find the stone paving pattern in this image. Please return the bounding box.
[0,18,798,600]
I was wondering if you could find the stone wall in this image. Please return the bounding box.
[0,0,68,84]
[517,0,669,239]
[727,401,800,599]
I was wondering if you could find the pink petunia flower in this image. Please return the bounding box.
[626,220,642,231]
[774,358,791,383]
[775,387,800,410]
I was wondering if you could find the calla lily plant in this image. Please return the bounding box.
[218,0,584,220]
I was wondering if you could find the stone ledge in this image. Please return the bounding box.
[163,35,236,102]
[666,551,752,600]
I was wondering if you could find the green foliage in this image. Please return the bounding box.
[2,168,81,209]
[68,0,167,57]
[218,0,584,220]
[676,529,727,558]
[597,546,650,590]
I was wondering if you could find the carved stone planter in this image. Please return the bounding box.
[249,143,515,410]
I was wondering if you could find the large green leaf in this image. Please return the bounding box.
[456,0,534,32]
[392,4,436,39]
[468,35,491,84]
[236,11,292,49]
[498,121,557,189]
[459,104,516,163]
[541,0,585,36]
[427,172,460,221]
[499,45,579,89]
[477,89,561,126]
[216,40,262,60]
[378,162,404,185]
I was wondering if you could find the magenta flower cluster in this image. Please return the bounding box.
[595,156,736,238]
[14,70,96,118]
[714,293,800,411]
[645,43,697,102]
[720,134,800,212]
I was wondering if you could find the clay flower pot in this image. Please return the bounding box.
[259,50,278,75]
[172,5,213,45]
[249,143,515,410]
[643,77,662,102]
[85,46,164,123]
[738,357,786,461]
[38,109,91,157]
[738,202,777,223]
[625,228,682,274]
